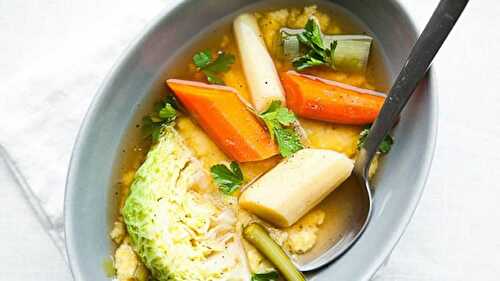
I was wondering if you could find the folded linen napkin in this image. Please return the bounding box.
[0,0,178,259]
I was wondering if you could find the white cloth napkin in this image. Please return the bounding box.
[0,0,179,257]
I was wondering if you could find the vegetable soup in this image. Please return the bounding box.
[109,4,391,281]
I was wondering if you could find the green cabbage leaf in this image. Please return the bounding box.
[122,126,250,281]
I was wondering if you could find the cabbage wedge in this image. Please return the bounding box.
[122,126,250,281]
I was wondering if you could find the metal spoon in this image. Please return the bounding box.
[297,0,469,271]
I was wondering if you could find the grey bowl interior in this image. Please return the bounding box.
[65,0,437,280]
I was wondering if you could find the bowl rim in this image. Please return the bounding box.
[360,75,438,280]
[64,1,438,280]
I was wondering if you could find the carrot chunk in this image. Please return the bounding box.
[166,79,278,162]
[281,71,385,125]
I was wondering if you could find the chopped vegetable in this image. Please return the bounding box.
[281,71,385,125]
[167,79,279,162]
[142,99,177,142]
[259,101,304,157]
[192,49,235,84]
[328,37,372,72]
[240,148,353,227]
[281,18,372,72]
[252,271,280,281]
[281,32,301,58]
[357,126,394,154]
[233,13,286,112]
[122,127,251,281]
[243,223,305,281]
[210,161,244,195]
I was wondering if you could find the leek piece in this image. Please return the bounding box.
[282,32,301,59]
[243,223,305,281]
[280,28,373,72]
[280,28,302,59]
[330,38,372,72]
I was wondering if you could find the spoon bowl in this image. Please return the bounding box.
[296,0,469,271]
[294,176,371,271]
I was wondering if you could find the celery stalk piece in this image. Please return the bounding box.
[243,223,306,281]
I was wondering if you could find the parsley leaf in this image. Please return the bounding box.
[298,17,325,52]
[164,93,185,113]
[251,271,279,281]
[204,70,225,85]
[260,101,304,157]
[192,49,212,69]
[210,161,244,195]
[192,49,235,85]
[357,126,394,154]
[292,52,327,70]
[203,52,235,73]
[292,17,336,71]
[158,103,176,120]
[261,100,282,114]
[274,127,304,157]
[142,99,178,142]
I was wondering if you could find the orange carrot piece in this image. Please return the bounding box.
[281,71,386,125]
[166,79,278,162]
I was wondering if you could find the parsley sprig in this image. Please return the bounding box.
[251,271,279,281]
[142,99,178,142]
[260,101,304,157]
[292,17,337,71]
[357,125,394,154]
[210,161,244,195]
[193,49,235,85]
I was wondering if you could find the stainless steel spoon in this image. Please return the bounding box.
[297,0,469,271]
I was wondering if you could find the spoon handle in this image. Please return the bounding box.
[359,0,469,173]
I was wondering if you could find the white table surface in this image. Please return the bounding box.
[1,0,499,280]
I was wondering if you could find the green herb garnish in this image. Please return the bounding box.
[193,49,235,85]
[292,18,334,70]
[357,126,394,154]
[164,93,185,113]
[259,101,304,157]
[142,99,177,142]
[210,161,244,195]
[252,271,280,281]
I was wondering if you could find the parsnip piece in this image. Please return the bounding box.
[233,13,286,112]
[239,148,353,227]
